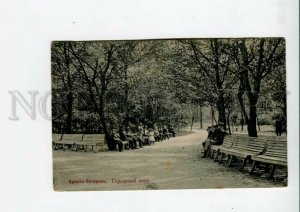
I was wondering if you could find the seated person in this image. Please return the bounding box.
[202,125,227,158]
[154,128,161,141]
[162,126,169,140]
[142,125,150,145]
[143,136,150,145]
[111,129,125,152]
[147,128,155,145]
[143,125,149,136]
[105,133,117,151]
[169,126,176,137]
[118,126,131,150]
[126,127,138,149]
[158,128,164,140]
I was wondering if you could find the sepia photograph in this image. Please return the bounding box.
[1,0,298,211]
[52,38,287,191]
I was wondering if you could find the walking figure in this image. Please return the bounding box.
[275,118,283,136]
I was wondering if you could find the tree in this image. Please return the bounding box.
[52,42,80,133]
[166,39,237,130]
[231,38,285,137]
[51,38,286,140]
[68,41,121,135]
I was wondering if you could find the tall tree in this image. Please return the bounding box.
[167,39,237,130]
[52,42,79,133]
[69,41,119,135]
[231,38,285,136]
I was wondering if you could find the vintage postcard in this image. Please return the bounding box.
[52,38,287,191]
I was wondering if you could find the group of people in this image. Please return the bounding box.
[108,124,176,152]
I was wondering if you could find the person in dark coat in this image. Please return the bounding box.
[118,126,132,150]
[275,118,283,136]
[126,127,139,149]
[202,125,228,158]
[162,126,169,140]
[111,129,124,152]
[169,125,176,137]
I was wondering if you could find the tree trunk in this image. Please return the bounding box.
[211,105,214,125]
[123,66,129,128]
[66,91,73,133]
[199,104,203,129]
[247,104,258,137]
[227,112,231,135]
[240,110,244,131]
[100,80,109,135]
[257,117,260,131]
[217,94,226,130]
[237,84,247,131]
[190,115,195,132]
[65,43,73,134]
[68,42,110,135]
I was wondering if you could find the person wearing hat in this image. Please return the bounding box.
[162,126,169,140]
[118,126,132,150]
[126,126,139,149]
[202,125,227,158]
[111,129,124,152]
[169,125,176,137]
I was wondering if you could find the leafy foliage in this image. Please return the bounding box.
[52,38,286,136]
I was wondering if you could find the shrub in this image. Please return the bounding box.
[257,117,272,125]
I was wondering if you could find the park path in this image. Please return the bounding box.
[53,129,282,191]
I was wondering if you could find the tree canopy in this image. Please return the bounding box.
[52,38,286,137]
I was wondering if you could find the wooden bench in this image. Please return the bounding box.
[217,135,268,170]
[207,135,235,159]
[75,134,106,152]
[250,137,287,178]
[53,134,83,151]
[52,134,62,149]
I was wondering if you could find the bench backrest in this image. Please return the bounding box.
[246,135,268,150]
[52,134,62,142]
[229,134,287,156]
[231,134,250,148]
[61,134,83,142]
[82,134,106,143]
[264,137,287,158]
[227,134,268,153]
[222,135,236,148]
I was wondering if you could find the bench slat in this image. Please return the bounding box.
[251,138,287,167]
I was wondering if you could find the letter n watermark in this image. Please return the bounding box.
[8,90,51,121]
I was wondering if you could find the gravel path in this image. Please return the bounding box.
[53,129,285,191]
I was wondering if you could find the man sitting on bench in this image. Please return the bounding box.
[169,125,176,137]
[162,126,169,140]
[111,129,124,152]
[202,124,227,158]
[119,126,133,150]
[126,126,139,149]
[154,128,161,141]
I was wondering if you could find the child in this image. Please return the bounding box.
[147,128,155,145]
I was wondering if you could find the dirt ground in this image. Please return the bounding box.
[53,129,286,191]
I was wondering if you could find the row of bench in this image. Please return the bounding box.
[207,134,287,178]
[53,132,176,153]
[52,134,106,152]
